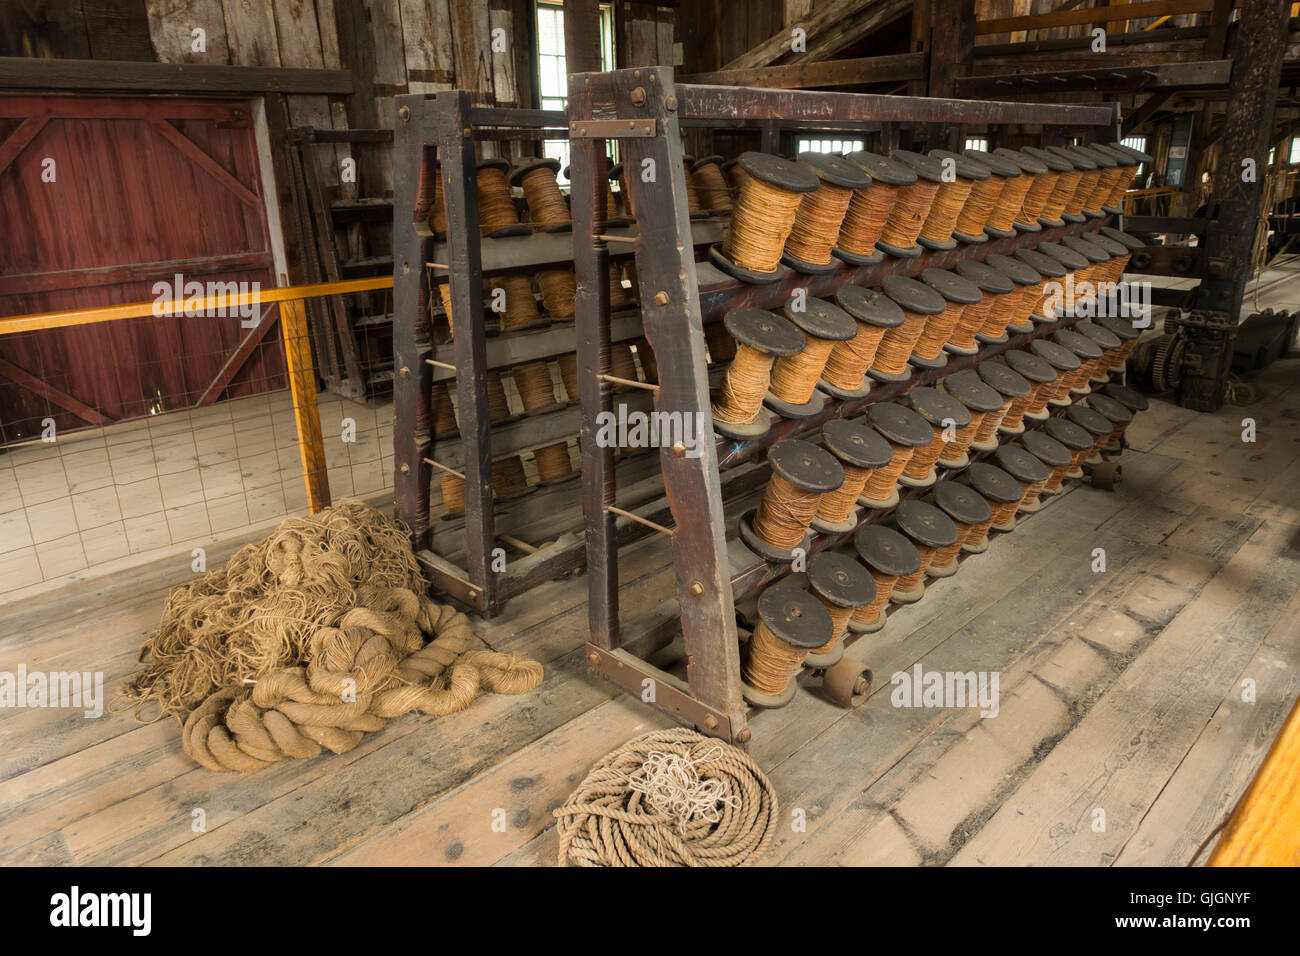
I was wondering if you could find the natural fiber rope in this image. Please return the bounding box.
[610,266,633,311]
[817,461,872,524]
[519,165,570,231]
[853,568,897,626]
[486,370,512,423]
[769,333,835,405]
[491,274,543,331]
[437,280,455,337]
[837,181,899,256]
[974,396,1013,442]
[919,178,974,244]
[683,159,703,215]
[513,361,559,411]
[723,177,806,273]
[880,180,940,249]
[902,427,948,480]
[785,181,854,266]
[871,311,927,375]
[538,269,577,319]
[120,501,543,770]
[811,598,855,654]
[895,544,935,592]
[693,161,733,212]
[477,165,521,235]
[861,441,912,501]
[752,474,822,549]
[492,455,530,497]
[987,173,1033,233]
[965,516,996,549]
[929,523,971,572]
[1018,170,1057,225]
[533,441,574,482]
[1067,168,1102,215]
[712,345,775,426]
[951,293,993,350]
[1042,169,1081,221]
[823,322,887,390]
[943,412,984,461]
[431,381,458,436]
[554,727,777,867]
[609,342,638,383]
[954,175,1005,237]
[440,474,466,513]
[913,301,965,360]
[558,352,579,401]
[743,620,814,695]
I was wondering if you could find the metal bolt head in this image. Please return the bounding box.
[630,87,646,105]
[704,715,718,730]
[690,581,704,596]
[671,441,687,458]
[399,106,411,122]
[398,366,410,378]
[588,651,599,665]
[400,463,410,474]
[664,96,677,112]
[653,291,669,306]
[735,727,752,744]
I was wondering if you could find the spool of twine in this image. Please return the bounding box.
[879,180,940,249]
[1108,167,1136,208]
[537,269,577,319]
[852,569,897,627]
[1026,377,1059,415]
[1043,461,1073,493]
[534,441,574,482]
[785,181,854,266]
[954,175,1004,236]
[486,370,512,423]
[769,333,835,405]
[974,396,1013,442]
[1042,169,1082,221]
[558,352,579,402]
[609,342,638,383]
[440,474,466,513]
[944,413,985,462]
[1007,281,1043,328]
[712,345,773,426]
[723,177,807,273]
[1014,477,1047,513]
[609,265,632,311]
[895,545,935,592]
[811,597,856,654]
[437,281,455,337]
[633,337,658,384]
[752,474,823,549]
[861,441,913,500]
[816,462,873,524]
[929,522,971,572]
[513,361,559,411]
[432,382,459,436]
[951,294,994,349]
[903,426,949,480]
[1090,166,1126,211]
[743,620,812,696]
[617,169,635,220]
[493,455,530,497]
[838,182,900,256]
[492,274,543,331]
[605,177,621,220]
[965,516,996,549]
[1018,170,1058,225]
[987,173,1033,233]
[871,311,927,375]
[624,260,640,303]
[705,322,737,363]
[416,164,449,235]
[919,178,974,244]
[913,302,965,360]
[822,322,888,390]
[693,161,733,212]
[1067,168,1102,215]
[683,159,703,215]
[727,163,749,194]
[477,164,522,235]
[520,164,571,231]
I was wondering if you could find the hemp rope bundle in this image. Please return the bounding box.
[121,501,543,770]
[554,728,778,867]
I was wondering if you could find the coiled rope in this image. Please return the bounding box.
[554,728,778,867]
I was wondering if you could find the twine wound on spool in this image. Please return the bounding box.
[724,176,807,274]
[751,475,822,549]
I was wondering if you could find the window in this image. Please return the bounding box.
[796,138,865,155]
[1269,146,1276,166]
[1288,136,1300,165]
[965,136,989,152]
[1121,134,1150,178]
[537,2,616,183]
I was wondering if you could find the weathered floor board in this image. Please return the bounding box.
[2,353,1298,867]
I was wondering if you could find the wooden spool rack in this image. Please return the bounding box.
[566,67,1125,746]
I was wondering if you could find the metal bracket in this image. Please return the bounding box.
[570,118,657,139]
[585,644,734,741]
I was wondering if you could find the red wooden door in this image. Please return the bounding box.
[0,95,284,440]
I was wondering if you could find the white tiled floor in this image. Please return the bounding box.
[0,389,394,601]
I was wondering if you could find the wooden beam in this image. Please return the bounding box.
[0,56,352,94]
[277,297,330,514]
[0,116,46,176]
[975,0,1216,36]
[956,59,1234,97]
[196,305,280,407]
[0,357,113,426]
[0,251,274,296]
[721,0,877,70]
[147,119,262,209]
[682,52,924,89]
[1125,89,1175,130]
[793,0,912,64]
[1209,696,1300,866]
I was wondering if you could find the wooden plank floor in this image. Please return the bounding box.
[3,352,1299,866]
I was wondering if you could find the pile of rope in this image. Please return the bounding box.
[554,728,778,867]
[120,500,543,772]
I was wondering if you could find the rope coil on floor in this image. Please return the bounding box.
[554,727,778,867]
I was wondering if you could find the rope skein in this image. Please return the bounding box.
[554,728,778,867]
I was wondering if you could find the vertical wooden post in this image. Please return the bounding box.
[279,295,331,513]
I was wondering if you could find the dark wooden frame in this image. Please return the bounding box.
[568,67,1124,746]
